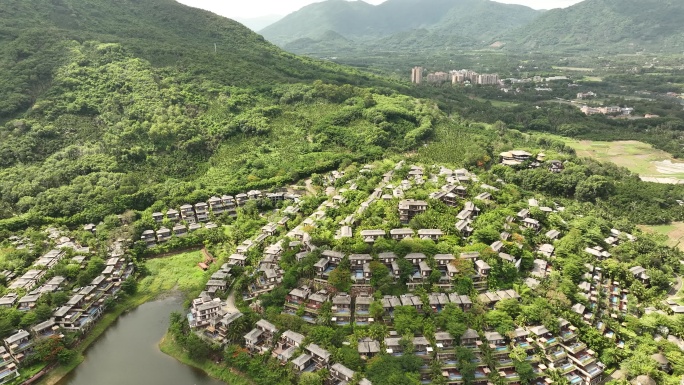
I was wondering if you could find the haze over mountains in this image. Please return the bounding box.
[260,0,684,54]
[508,0,684,51]
[233,15,283,32]
[261,0,542,53]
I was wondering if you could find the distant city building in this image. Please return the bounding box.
[414,67,499,86]
[577,91,596,99]
[411,66,423,84]
[449,69,499,85]
[580,105,630,116]
[545,76,569,82]
[450,70,465,84]
[476,73,499,85]
[426,71,449,84]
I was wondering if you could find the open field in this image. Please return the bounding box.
[471,97,519,108]
[564,139,684,182]
[639,223,684,251]
[552,66,596,72]
[140,250,209,296]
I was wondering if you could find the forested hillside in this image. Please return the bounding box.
[504,0,684,52]
[2,0,684,237]
[0,0,394,120]
[0,0,433,232]
[262,0,540,55]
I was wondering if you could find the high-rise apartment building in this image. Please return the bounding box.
[411,66,423,84]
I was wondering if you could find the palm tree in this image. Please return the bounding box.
[513,282,532,297]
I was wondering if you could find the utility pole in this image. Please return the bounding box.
[214,43,217,54]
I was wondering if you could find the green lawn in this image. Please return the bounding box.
[564,139,684,179]
[140,251,209,295]
[640,222,684,251]
[7,362,48,385]
[552,66,596,72]
[642,224,677,236]
[472,97,519,108]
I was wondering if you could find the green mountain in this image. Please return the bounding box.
[262,0,541,54]
[0,0,384,118]
[504,0,684,52]
[0,0,436,229]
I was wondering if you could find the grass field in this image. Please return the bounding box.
[140,250,209,296]
[564,139,684,180]
[38,251,211,385]
[472,97,519,108]
[552,66,596,72]
[639,222,684,251]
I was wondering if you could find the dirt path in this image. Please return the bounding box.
[304,179,317,195]
[669,276,683,298]
[223,289,238,313]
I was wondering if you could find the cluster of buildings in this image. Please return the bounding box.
[177,161,654,385]
[498,150,565,173]
[239,200,327,300]
[0,233,132,379]
[309,248,494,294]
[141,190,302,247]
[186,254,249,344]
[580,105,634,116]
[239,301,608,385]
[572,260,640,336]
[242,320,372,385]
[576,92,596,99]
[185,193,326,345]
[449,69,500,85]
[410,67,500,86]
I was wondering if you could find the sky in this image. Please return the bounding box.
[177,0,585,19]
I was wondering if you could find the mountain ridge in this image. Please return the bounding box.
[261,0,542,52]
[503,0,684,52]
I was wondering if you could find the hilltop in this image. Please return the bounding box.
[504,0,684,52]
[262,0,541,55]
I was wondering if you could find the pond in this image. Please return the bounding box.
[58,296,224,385]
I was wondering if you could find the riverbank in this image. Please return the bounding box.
[158,332,254,385]
[36,288,159,385]
[33,250,211,385]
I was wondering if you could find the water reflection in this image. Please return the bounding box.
[59,296,224,385]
